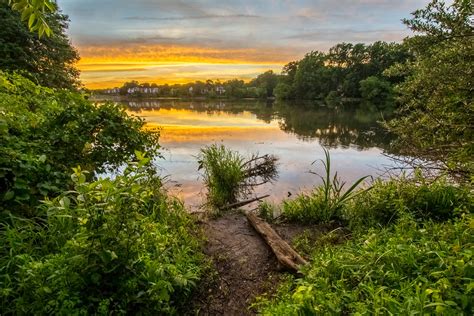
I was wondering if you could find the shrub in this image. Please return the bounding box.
[0,158,203,314]
[359,76,395,109]
[0,72,159,216]
[257,215,474,315]
[346,176,473,231]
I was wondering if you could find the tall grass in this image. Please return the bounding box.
[283,148,370,223]
[198,144,245,209]
[346,175,473,231]
[198,144,278,212]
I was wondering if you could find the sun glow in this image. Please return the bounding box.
[76,44,289,89]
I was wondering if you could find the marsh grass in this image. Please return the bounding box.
[283,148,370,223]
[198,144,278,213]
[198,144,245,210]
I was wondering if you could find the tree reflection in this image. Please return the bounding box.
[122,99,392,150]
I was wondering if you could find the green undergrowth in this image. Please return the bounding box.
[256,215,473,315]
[0,159,204,314]
[256,153,473,314]
[0,71,159,218]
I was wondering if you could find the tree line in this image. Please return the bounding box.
[97,41,410,110]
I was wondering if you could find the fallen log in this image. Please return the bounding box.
[246,212,309,273]
[221,195,270,210]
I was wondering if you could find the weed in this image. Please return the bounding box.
[258,215,474,315]
[282,148,370,223]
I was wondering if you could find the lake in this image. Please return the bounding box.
[121,99,396,210]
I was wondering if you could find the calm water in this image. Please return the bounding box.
[122,99,395,209]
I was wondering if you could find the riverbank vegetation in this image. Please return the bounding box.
[197,1,473,314]
[0,4,204,314]
[198,144,278,212]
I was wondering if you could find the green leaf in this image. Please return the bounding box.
[28,13,36,29]
[3,190,15,201]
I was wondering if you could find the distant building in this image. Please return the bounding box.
[216,86,225,95]
[104,88,120,94]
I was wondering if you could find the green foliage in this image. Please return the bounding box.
[346,176,473,231]
[324,90,342,108]
[6,0,55,36]
[277,41,409,101]
[250,70,279,98]
[0,4,79,89]
[0,72,159,216]
[386,0,473,181]
[282,148,369,224]
[359,76,395,108]
[198,144,245,210]
[257,215,474,315]
[258,201,278,222]
[0,159,203,314]
[274,82,293,100]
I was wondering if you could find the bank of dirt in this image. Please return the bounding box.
[187,210,341,315]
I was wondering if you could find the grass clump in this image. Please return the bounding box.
[198,144,278,212]
[198,144,246,209]
[346,176,473,231]
[0,158,204,314]
[282,148,369,224]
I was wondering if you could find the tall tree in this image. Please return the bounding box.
[386,0,473,181]
[0,4,80,89]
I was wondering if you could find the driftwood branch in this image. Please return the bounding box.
[222,195,270,210]
[246,212,308,273]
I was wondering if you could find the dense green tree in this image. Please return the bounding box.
[274,42,409,102]
[0,72,159,216]
[250,70,279,98]
[0,4,79,89]
[359,76,395,109]
[293,52,333,100]
[386,0,473,180]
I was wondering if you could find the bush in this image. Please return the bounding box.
[0,158,203,314]
[346,176,473,231]
[0,72,159,216]
[359,76,395,108]
[257,215,474,315]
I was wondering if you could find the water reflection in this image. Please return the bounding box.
[120,99,395,209]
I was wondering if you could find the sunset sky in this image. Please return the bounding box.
[57,0,429,89]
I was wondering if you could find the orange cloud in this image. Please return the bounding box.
[76,43,295,88]
[78,43,295,65]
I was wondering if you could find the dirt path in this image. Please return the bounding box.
[189,211,283,315]
[186,209,340,315]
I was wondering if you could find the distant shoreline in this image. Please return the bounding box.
[90,94,273,102]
